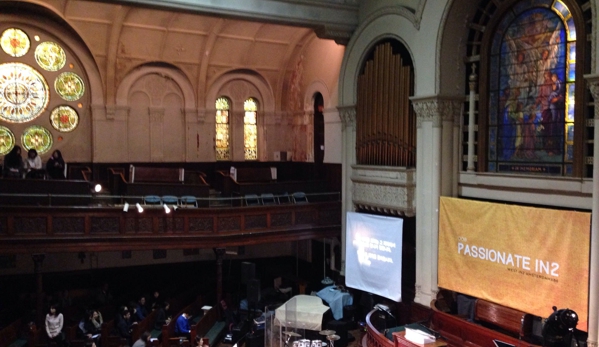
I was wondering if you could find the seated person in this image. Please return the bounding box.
[220,299,238,333]
[136,296,149,321]
[25,148,44,179]
[154,301,171,330]
[115,307,135,345]
[175,311,192,340]
[46,150,66,179]
[3,145,23,178]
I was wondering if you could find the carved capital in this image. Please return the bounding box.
[337,105,356,128]
[411,95,463,128]
[586,74,599,120]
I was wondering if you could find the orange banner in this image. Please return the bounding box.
[438,197,590,331]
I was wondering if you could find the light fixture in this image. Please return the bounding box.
[163,204,171,214]
[94,184,102,193]
[172,205,178,211]
[136,203,144,213]
[542,306,578,347]
[122,202,129,212]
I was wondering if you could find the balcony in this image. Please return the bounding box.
[0,191,341,254]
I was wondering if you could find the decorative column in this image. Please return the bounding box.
[32,254,45,326]
[214,248,226,304]
[585,74,599,347]
[337,105,356,276]
[467,64,478,172]
[410,96,462,306]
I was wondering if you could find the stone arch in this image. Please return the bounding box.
[116,63,196,109]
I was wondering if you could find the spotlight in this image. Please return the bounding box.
[123,202,129,212]
[136,203,144,213]
[163,204,171,214]
[94,184,102,193]
[542,306,578,347]
[172,205,178,211]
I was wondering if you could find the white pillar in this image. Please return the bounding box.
[585,74,599,347]
[338,105,356,276]
[411,96,463,306]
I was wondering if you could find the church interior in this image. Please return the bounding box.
[0,0,599,346]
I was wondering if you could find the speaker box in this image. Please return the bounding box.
[241,261,255,284]
[247,278,261,304]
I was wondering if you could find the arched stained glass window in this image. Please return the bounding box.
[0,125,16,155]
[487,0,576,176]
[0,62,50,123]
[22,125,52,154]
[244,98,258,160]
[215,97,230,161]
[1,28,30,57]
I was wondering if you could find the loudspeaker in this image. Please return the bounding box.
[247,278,261,304]
[241,262,255,284]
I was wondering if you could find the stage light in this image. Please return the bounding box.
[123,202,129,212]
[136,203,144,213]
[94,183,102,193]
[542,306,578,347]
[172,205,178,211]
[163,204,171,214]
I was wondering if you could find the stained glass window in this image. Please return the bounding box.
[50,105,79,132]
[55,71,84,101]
[22,125,53,154]
[1,28,30,58]
[35,42,66,71]
[0,62,50,123]
[244,98,258,160]
[215,97,230,161]
[487,0,575,176]
[0,126,16,155]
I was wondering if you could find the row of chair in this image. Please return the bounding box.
[142,195,198,207]
[244,192,308,206]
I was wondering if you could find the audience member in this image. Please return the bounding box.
[132,331,151,347]
[175,310,191,339]
[46,150,66,179]
[149,291,162,310]
[128,301,140,324]
[24,148,44,178]
[3,145,23,178]
[115,308,133,344]
[45,303,66,347]
[153,301,171,330]
[136,296,148,321]
[91,309,103,331]
[96,283,113,306]
[79,309,101,341]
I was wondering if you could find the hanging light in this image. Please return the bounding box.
[136,203,144,213]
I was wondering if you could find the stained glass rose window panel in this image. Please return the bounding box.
[55,72,84,101]
[0,62,50,123]
[0,125,16,155]
[22,125,53,154]
[1,28,30,57]
[35,42,66,71]
[50,105,79,132]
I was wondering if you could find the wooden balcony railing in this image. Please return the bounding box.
[0,199,341,254]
